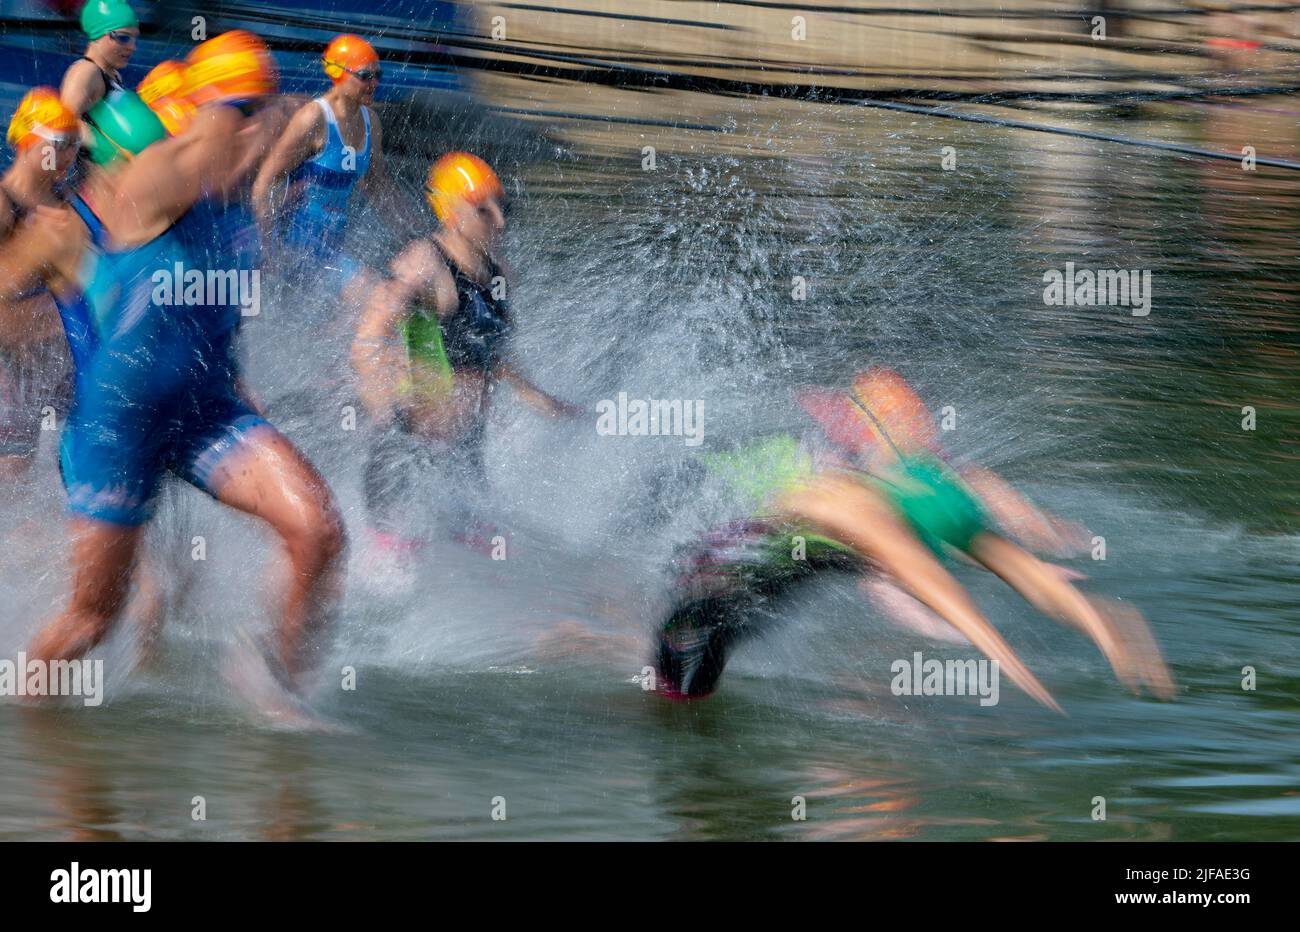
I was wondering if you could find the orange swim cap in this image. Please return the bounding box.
[6,86,79,151]
[323,34,379,84]
[849,367,937,453]
[137,60,185,106]
[425,152,504,222]
[183,30,278,106]
[137,60,195,135]
[796,386,880,457]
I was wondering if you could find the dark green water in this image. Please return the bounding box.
[1,91,1298,840]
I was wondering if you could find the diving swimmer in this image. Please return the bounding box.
[654,368,1175,710]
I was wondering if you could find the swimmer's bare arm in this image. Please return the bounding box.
[351,240,454,418]
[59,60,105,117]
[496,363,581,419]
[0,206,84,304]
[776,472,1062,712]
[251,101,325,234]
[484,257,577,418]
[0,209,83,349]
[106,108,245,244]
[958,464,1088,556]
[225,104,293,194]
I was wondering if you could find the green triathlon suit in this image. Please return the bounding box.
[654,426,993,698]
[869,454,990,556]
[838,387,991,557]
[397,300,455,401]
[363,243,511,534]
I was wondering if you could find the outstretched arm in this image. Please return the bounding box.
[496,361,582,419]
[958,464,1089,557]
[776,472,1063,713]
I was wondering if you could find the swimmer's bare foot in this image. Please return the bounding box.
[127,571,167,673]
[222,628,343,731]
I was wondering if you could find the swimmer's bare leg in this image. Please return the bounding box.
[127,556,166,667]
[206,427,345,692]
[778,474,1062,713]
[28,519,144,667]
[966,532,1174,699]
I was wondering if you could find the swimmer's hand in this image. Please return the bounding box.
[934,604,1064,714]
[1086,596,1177,700]
[550,399,585,420]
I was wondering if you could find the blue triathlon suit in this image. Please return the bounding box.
[281,97,371,285]
[59,188,275,527]
[55,196,105,399]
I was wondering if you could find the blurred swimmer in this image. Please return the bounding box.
[351,152,578,571]
[252,34,398,302]
[654,368,1174,710]
[18,32,345,702]
[0,89,81,483]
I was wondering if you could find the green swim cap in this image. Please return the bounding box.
[84,88,166,165]
[80,0,138,41]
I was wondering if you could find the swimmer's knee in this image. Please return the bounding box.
[279,498,346,567]
[317,506,347,565]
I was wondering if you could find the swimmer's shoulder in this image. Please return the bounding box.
[390,237,456,314]
[60,59,104,107]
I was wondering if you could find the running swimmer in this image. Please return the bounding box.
[0,89,81,484]
[654,369,1174,709]
[19,31,345,701]
[351,152,579,564]
[60,0,138,117]
[252,33,395,302]
[0,77,217,662]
